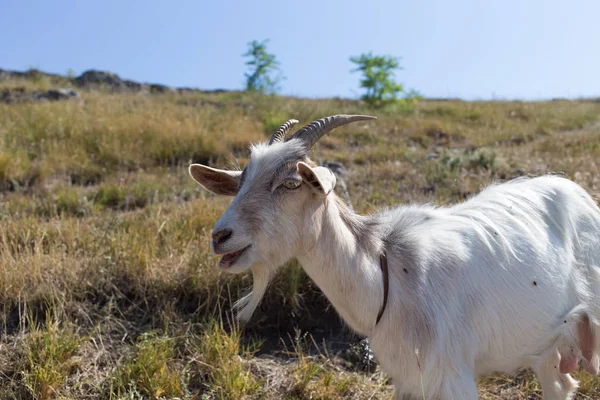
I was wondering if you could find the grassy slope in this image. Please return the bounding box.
[1,75,599,399]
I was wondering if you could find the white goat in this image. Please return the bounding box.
[188,115,600,399]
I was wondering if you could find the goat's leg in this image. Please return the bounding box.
[533,349,578,400]
[438,369,478,400]
[393,391,419,400]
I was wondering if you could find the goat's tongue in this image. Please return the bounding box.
[222,251,239,262]
[220,249,241,268]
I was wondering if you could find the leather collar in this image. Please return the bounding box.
[376,250,389,325]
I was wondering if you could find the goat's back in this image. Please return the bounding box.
[376,175,600,380]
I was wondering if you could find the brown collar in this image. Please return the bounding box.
[376,250,389,325]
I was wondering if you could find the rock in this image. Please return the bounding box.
[37,88,82,103]
[1,87,83,104]
[176,87,201,93]
[0,68,66,82]
[75,69,151,92]
[1,67,231,95]
[75,70,132,91]
[342,337,378,372]
[75,70,178,93]
[1,87,25,103]
[0,69,26,80]
[205,88,229,94]
[150,84,171,94]
[176,87,229,94]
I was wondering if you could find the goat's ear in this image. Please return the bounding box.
[189,164,241,196]
[297,161,336,197]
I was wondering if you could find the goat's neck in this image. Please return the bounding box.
[295,196,384,336]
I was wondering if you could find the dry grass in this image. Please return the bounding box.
[1,75,599,399]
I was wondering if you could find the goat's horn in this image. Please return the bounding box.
[288,114,377,150]
[268,119,299,145]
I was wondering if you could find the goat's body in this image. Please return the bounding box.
[191,118,600,399]
[362,176,600,399]
[296,175,600,399]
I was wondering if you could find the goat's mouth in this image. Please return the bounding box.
[219,245,251,269]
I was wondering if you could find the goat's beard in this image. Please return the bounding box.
[233,262,274,323]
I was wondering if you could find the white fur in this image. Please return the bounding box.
[365,176,600,399]
[191,140,600,400]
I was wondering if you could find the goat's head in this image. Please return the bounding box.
[188,115,376,274]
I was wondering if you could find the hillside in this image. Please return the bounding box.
[1,69,599,399]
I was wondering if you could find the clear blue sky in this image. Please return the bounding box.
[2,0,599,100]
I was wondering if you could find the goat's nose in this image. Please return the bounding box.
[212,228,232,245]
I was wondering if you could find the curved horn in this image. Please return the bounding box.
[268,119,299,145]
[288,114,376,150]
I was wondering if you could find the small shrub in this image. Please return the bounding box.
[69,164,103,186]
[243,39,283,94]
[95,184,125,209]
[26,68,50,89]
[350,52,420,109]
[261,109,294,137]
[113,332,187,399]
[93,180,173,211]
[438,148,506,173]
[20,315,85,400]
[55,189,88,217]
[194,321,261,398]
[277,260,309,310]
[465,148,501,171]
[0,152,41,191]
[0,153,11,186]
[287,331,360,399]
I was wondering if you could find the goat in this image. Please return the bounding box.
[188,115,600,399]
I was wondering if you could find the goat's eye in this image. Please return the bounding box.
[282,179,301,190]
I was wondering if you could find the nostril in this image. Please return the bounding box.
[212,228,232,244]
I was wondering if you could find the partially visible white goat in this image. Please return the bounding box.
[188,115,600,399]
